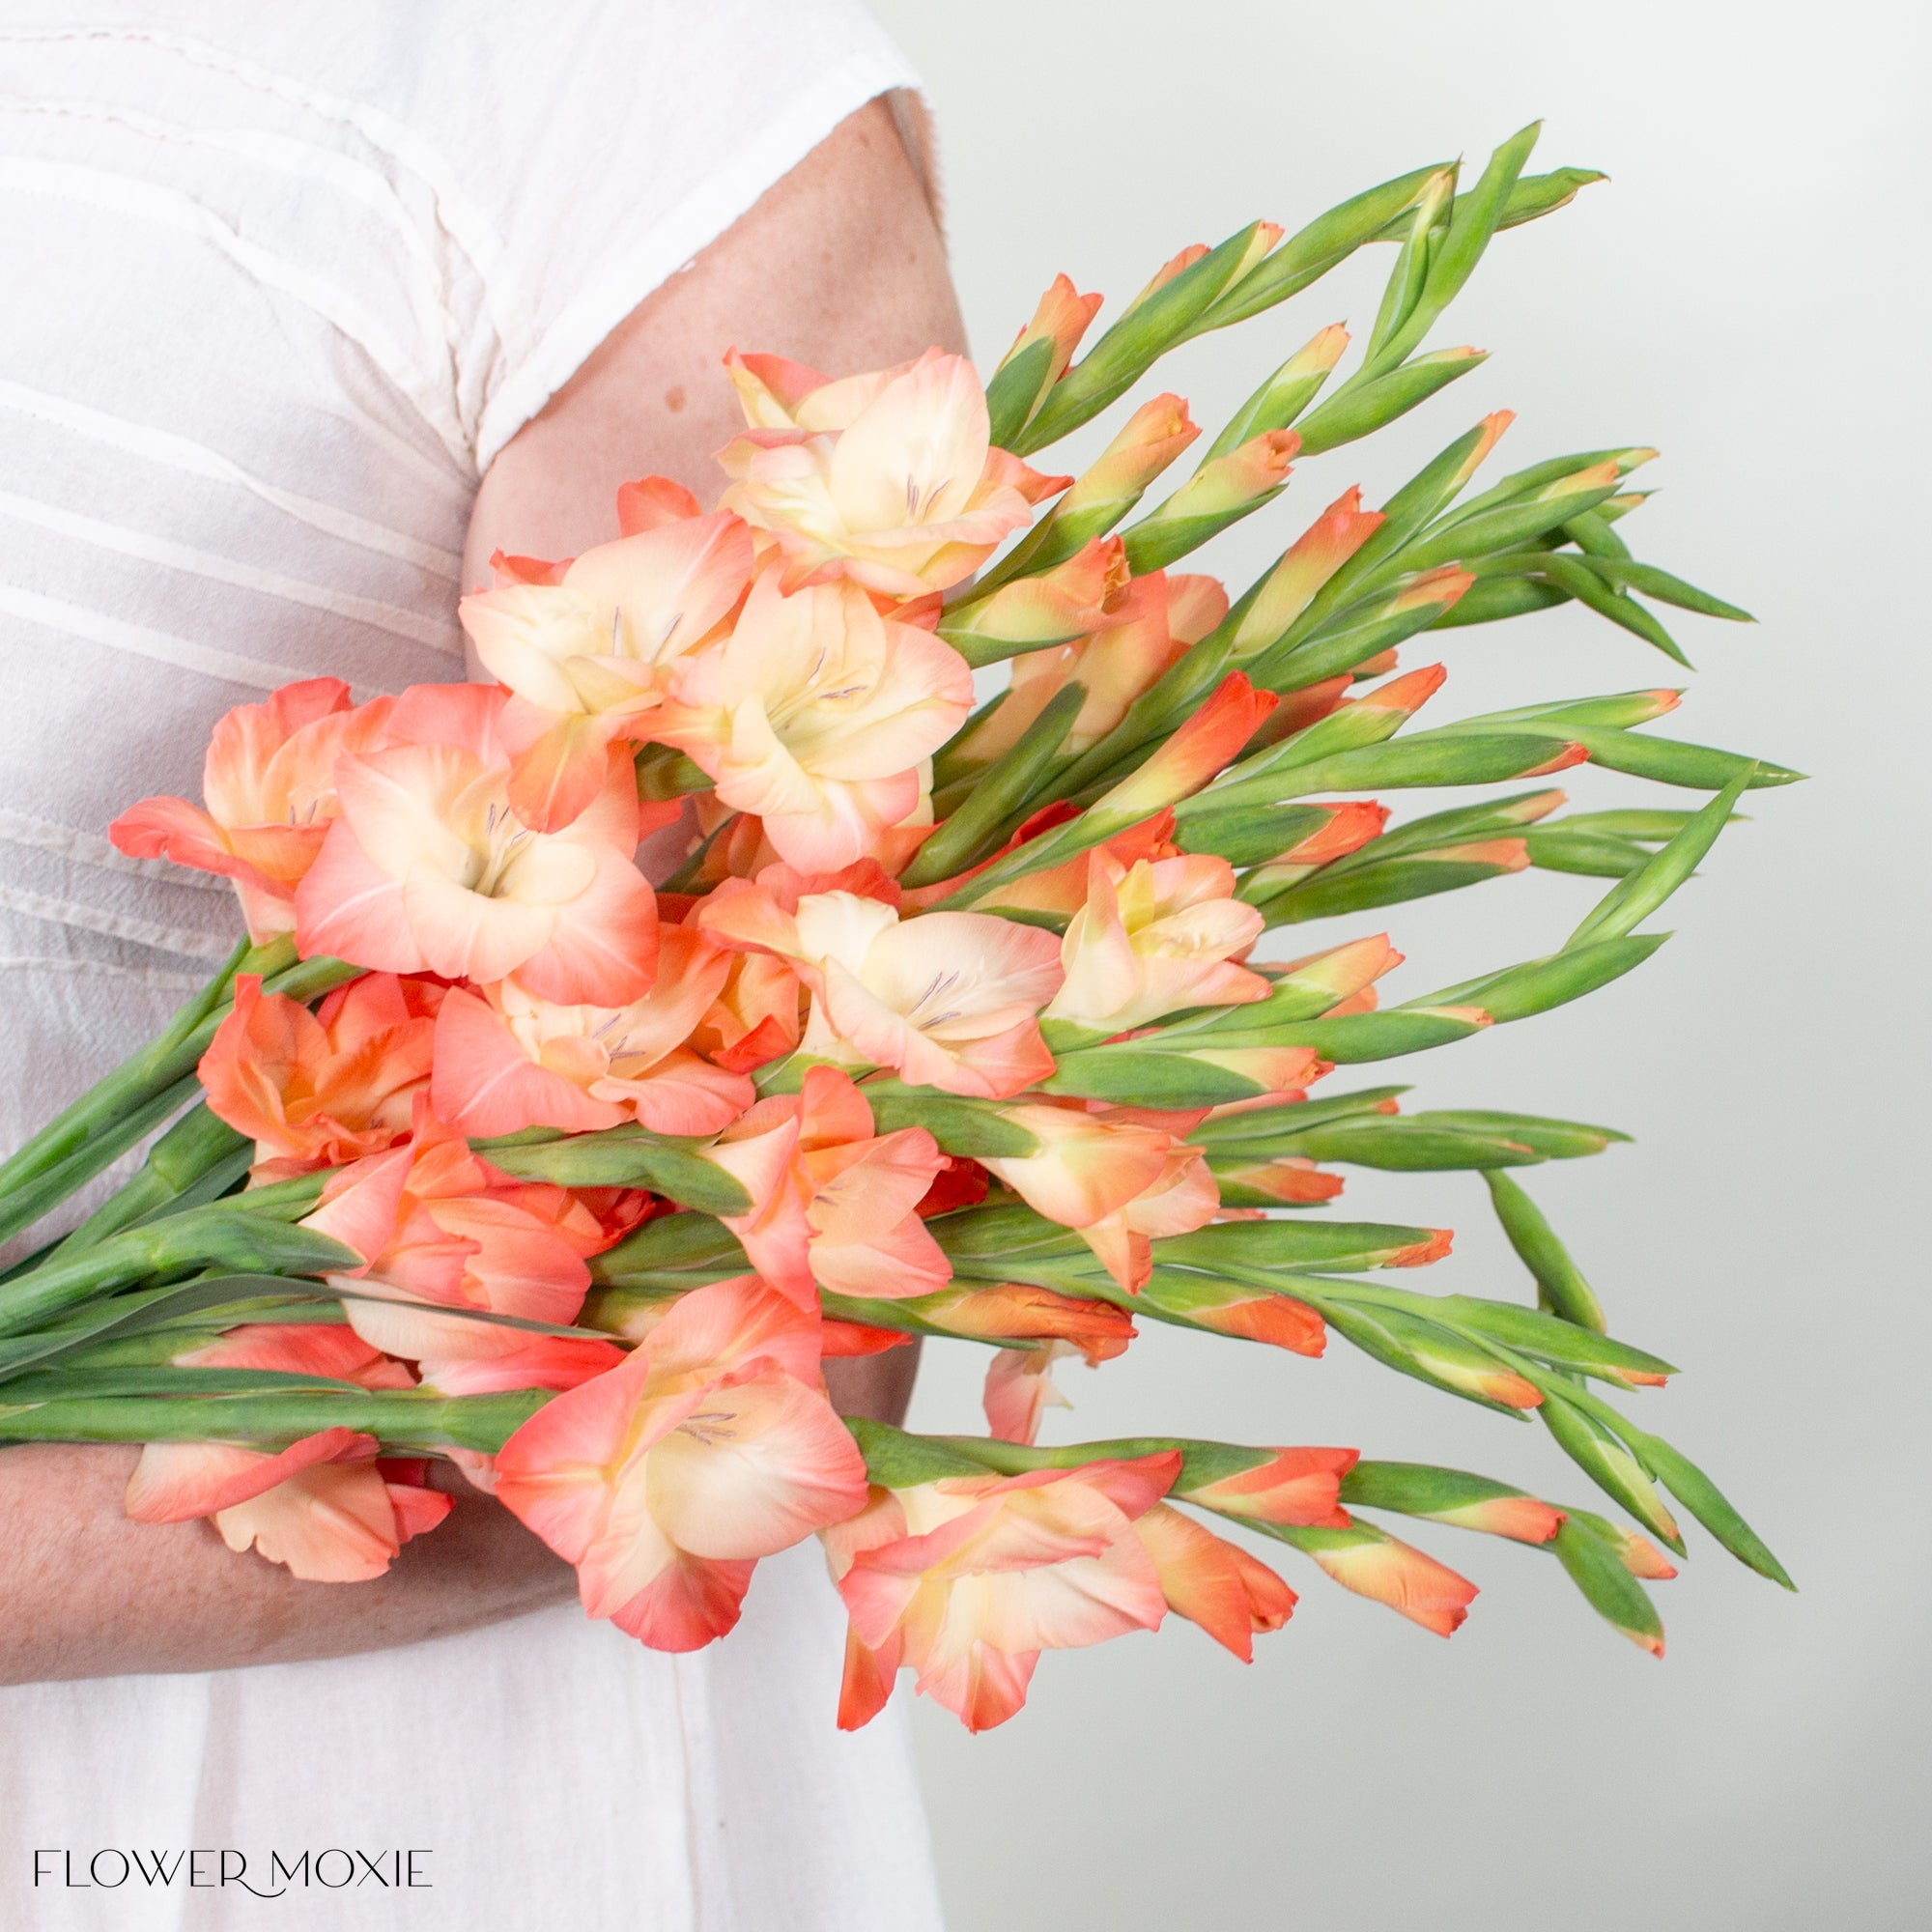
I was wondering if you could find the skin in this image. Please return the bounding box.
[0,97,957,1686]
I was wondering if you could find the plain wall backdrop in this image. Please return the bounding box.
[864,2,1932,1927]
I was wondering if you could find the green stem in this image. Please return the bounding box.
[0,943,356,1241]
[0,1191,341,1338]
[0,1388,546,1455]
[49,1100,250,1258]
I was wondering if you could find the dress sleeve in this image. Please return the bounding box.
[446,0,925,472]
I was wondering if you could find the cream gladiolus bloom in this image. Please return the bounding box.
[718,348,1065,597]
[1044,850,1269,1036]
[654,572,972,872]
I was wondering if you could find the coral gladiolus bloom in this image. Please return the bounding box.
[825,1455,1179,1733]
[983,1341,1098,1446]
[494,1276,869,1651]
[700,879,1063,1098]
[416,1335,627,1395]
[1133,1502,1296,1662]
[110,677,393,941]
[1177,1446,1359,1529]
[979,1103,1221,1290]
[958,572,1227,765]
[1097,671,1277,817]
[430,924,752,1139]
[458,507,754,831]
[295,683,660,1007]
[998,272,1103,389]
[1077,1141,1221,1293]
[300,1109,610,1362]
[1045,849,1268,1037]
[198,972,440,1177]
[653,572,973,871]
[718,348,1064,596]
[1301,1528,1480,1636]
[126,1428,449,1582]
[175,1321,414,1391]
[703,1065,949,1307]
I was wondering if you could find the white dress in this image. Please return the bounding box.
[0,6,944,1926]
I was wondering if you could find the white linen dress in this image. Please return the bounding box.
[0,5,945,1925]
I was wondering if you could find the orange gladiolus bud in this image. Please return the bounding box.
[1179,1446,1358,1529]
[1134,1502,1296,1661]
[999,272,1103,388]
[1059,394,1202,517]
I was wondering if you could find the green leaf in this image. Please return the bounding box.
[1565,770,1749,950]
[1430,576,1571,626]
[898,684,1085,887]
[1254,851,1522,925]
[1266,1117,1545,1171]
[1184,1085,1407,1149]
[1292,347,1487,458]
[1618,1425,1795,1588]
[486,1125,750,1216]
[1200,732,1583,810]
[984,334,1057,449]
[1429,1110,1626,1157]
[1189,163,1452,334]
[1522,827,1653,877]
[1410,932,1668,1025]
[1172,801,1342,867]
[1586,558,1753,622]
[1369,122,1541,377]
[1151,1219,1445,1274]
[1019,221,1274,450]
[864,1092,1042,1160]
[1540,554,1690,665]
[1538,1388,1685,1549]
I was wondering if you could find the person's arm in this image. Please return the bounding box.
[0,97,954,1685]
[461,93,961,1430]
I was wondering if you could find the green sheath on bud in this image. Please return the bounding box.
[1550,1517,1666,1655]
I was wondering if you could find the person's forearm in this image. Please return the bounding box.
[823,1337,923,1430]
[0,1443,576,1686]
[0,1353,919,1686]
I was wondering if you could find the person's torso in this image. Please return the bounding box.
[0,15,488,983]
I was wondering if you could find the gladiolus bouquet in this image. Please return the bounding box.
[0,126,1793,1731]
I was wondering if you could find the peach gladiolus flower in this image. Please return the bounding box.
[111,677,393,942]
[1176,1445,1359,1529]
[652,572,972,871]
[198,972,440,1178]
[416,1335,627,1395]
[295,683,661,1008]
[978,1102,1219,1290]
[983,1344,1069,1444]
[1133,1503,1296,1662]
[458,501,753,831]
[430,924,753,1140]
[689,948,804,1073]
[702,1065,949,1308]
[494,1275,869,1651]
[699,876,1063,1098]
[126,1428,449,1582]
[1299,1527,1480,1636]
[1044,849,1268,1037]
[1074,1140,1221,1293]
[825,1454,1179,1733]
[300,1108,610,1362]
[174,1321,414,1390]
[1094,671,1277,818]
[718,348,1065,596]
[996,272,1103,392]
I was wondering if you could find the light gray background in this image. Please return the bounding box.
[865,3,1932,1926]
